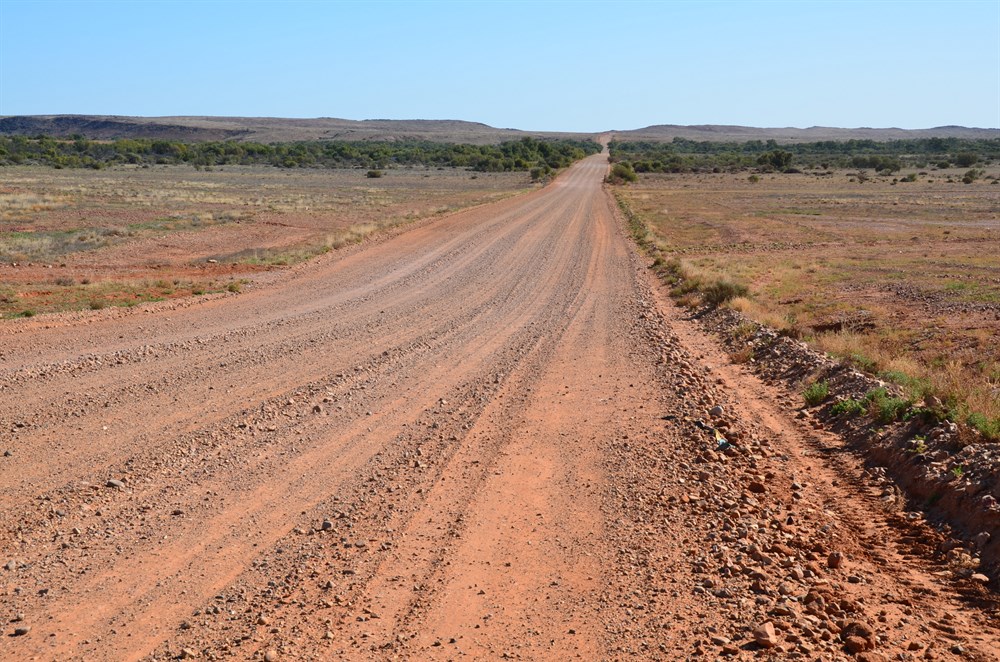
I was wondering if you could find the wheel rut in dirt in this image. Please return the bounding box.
[2,153,998,661]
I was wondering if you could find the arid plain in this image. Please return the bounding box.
[2,126,1000,662]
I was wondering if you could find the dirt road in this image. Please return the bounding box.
[2,154,999,660]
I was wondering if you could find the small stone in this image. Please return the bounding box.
[313,404,322,414]
[3,450,11,457]
[710,405,725,418]
[106,479,125,489]
[748,481,766,494]
[321,519,333,531]
[264,651,278,662]
[4,560,15,571]
[827,551,844,569]
[970,573,990,584]
[13,626,30,636]
[753,621,778,648]
[179,648,198,659]
[256,615,270,626]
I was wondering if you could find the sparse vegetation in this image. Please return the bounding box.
[616,167,1000,440]
[0,135,601,172]
[1,165,537,317]
[702,280,749,307]
[865,387,912,425]
[607,137,999,174]
[832,398,866,417]
[803,381,830,406]
[606,163,638,184]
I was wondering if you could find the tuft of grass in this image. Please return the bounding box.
[703,280,750,307]
[803,380,830,406]
[226,281,242,293]
[966,412,1000,439]
[865,387,912,424]
[832,398,866,417]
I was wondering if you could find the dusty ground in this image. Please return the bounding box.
[618,170,1000,428]
[0,165,531,315]
[1,154,999,661]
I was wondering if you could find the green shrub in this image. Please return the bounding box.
[955,152,979,167]
[865,387,911,424]
[606,163,638,184]
[366,169,383,178]
[966,412,1000,439]
[832,398,866,416]
[702,280,749,307]
[803,381,830,406]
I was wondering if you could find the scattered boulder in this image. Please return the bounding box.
[753,621,778,648]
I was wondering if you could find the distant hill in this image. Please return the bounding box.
[611,124,1000,143]
[1,115,996,144]
[0,115,588,144]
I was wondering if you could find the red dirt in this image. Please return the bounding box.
[1,154,998,661]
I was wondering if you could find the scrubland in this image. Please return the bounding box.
[617,167,1000,434]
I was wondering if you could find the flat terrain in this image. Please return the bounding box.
[2,154,1000,661]
[619,169,1000,427]
[0,166,531,316]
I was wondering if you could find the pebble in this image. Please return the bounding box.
[827,551,844,569]
[264,650,279,662]
[106,479,125,489]
[710,405,725,418]
[13,626,30,636]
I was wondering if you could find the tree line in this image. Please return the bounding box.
[0,135,602,172]
[609,137,999,174]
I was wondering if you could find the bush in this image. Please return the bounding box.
[366,170,383,178]
[832,398,866,417]
[966,412,1000,439]
[955,152,979,167]
[702,280,749,307]
[865,387,911,424]
[606,163,638,184]
[803,381,830,406]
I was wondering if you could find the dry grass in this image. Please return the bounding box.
[1,164,534,314]
[620,168,1000,432]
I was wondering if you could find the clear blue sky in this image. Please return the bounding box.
[1,0,998,131]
